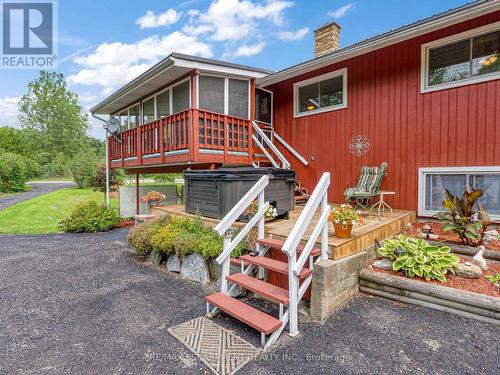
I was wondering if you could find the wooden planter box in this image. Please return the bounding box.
[359,268,500,326]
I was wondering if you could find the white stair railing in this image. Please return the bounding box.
[273,132,309,166]
[252,121,291,169]
[281,172,331,336]
[213,175,269,295]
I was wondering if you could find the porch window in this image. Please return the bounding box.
[119,111,128,130]
[228,78,249,119]
[418,167,500,220]
[422,23,500,92]
[294,68,347,117]
[172,80,190,114]
[142,97,155,124]
[129,104,139,128]
[199,76,224,114]
[157,90,170,118]
[255,88,272,125]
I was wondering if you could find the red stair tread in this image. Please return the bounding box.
[227,273,289,305]
[257,238,321,257]
[239,255,312,279]
[295,195,310,202]
[205,292,282,334]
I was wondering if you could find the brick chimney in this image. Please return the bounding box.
[314,22,341,58]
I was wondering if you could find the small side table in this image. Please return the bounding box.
[371,191,395,214]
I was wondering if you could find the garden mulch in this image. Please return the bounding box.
[403,221,500,250]
[369,258,500,298]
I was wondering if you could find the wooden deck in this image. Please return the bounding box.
[266,206,416,260]
[152,204,416,260]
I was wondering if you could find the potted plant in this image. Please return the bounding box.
[141,191,166,207]
[329,204,365,238]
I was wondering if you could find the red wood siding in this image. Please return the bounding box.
[268,12,500,212]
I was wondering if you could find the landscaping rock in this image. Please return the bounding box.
[373,258,392,270]
[167,254,181,273]
[149,250,162,266]
[456,262,482,279]
[209,258,221,280]
[180,253,210,285]
[483,229,499,244]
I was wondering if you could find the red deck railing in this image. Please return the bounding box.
[108,108,253,168]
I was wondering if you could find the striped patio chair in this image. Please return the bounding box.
[344,162,388,209]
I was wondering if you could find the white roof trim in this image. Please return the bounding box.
[257,0,500,87]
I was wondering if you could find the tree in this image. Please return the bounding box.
[68,151,100,188]
[18,71,90,160]
[0,127,30,155]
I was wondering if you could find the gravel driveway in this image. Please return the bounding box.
[0,230,498,374]
[0,182,76,211]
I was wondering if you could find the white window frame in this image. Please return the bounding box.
[420,21,500,94]
[418,166,500,221]
[196,73,251,119]
[255,86,273,127]
[142,93,157,125]
[293,67,347,118]
[154,86,171,119]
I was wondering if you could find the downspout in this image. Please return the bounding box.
[92,113,110,208]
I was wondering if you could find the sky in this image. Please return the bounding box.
[0,0,471,139]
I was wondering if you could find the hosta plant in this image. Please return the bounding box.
[485,273,500,284]
[377,235,460,282]
[434,184,495,246]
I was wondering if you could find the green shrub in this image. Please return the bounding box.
[148,215,244,259]
[59,201,120,232]
[69,152,99,188]
[485,273,500,284]
[377,235,460,282]
[127,216,169,256]
[0,151,29,192]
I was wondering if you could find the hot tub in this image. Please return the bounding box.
[184,167,295,219]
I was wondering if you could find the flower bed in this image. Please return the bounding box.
[369,258,500,298]
[404,222,500,251]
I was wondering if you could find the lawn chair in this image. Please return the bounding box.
[344,162,388,209]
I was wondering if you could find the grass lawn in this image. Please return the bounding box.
[0,185,33,198]
[0,188,119,235]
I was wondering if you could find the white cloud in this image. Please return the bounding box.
[328,3,353,19]
[277,27,309,41]
[0,96,20,125]
[67,32,213,88]
[136,9,182,29]
[184,0,293,41]
[225,41,266,58]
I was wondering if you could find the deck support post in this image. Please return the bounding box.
[136,174,140,215]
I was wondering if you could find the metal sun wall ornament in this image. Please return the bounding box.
[349,135,370,157]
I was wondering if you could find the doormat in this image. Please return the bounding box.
[168,317,261,375]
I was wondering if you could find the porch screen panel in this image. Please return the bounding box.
[472,30,500,76]
[199,76,224,114]
[119,111,128,130]
[228,78,249,119]
[172,80,190,114]
[157,91,170,118]
[129,105,139,128]
[143,97,155,124]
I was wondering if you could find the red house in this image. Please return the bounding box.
[91,0,500,219]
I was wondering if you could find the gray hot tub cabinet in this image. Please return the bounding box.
[184,167,295,219]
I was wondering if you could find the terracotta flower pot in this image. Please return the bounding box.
[333,223,353,238]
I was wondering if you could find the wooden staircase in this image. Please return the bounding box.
[205,173,331,350]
